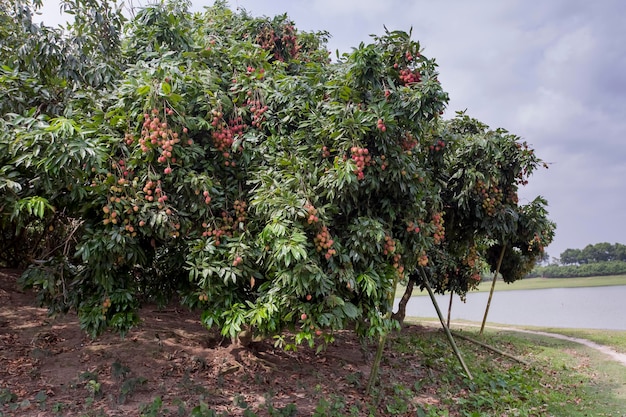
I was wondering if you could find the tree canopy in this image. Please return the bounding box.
[1,0,554,347]
[559,243,626,265]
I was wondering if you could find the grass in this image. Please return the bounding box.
[397,274,626,298]
[532,327,626,354]
[468,327,626,416]
[405,318,626,416]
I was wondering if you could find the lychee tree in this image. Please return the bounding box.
[0,0,126,268]
[392,112,555,325]
[2,0,555,371]
[4,1,450,347]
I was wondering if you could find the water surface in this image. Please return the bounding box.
[397,285,626,330]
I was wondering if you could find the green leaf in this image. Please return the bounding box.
[136,85,151,95]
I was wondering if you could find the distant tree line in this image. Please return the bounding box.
[529,261,626,278]
[527,242,626,278]
[559,242,626,265]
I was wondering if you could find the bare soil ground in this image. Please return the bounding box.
[0,269,437,416]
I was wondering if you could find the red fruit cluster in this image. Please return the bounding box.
[245,66,265,80]
[201,199,248,242]
[102,204,119,225]
[350,147,372,180]
[400,131,418,151]
[376,118,387,132]
[209,109,224,127]
[314,225,336,260]
[210,112,234,154]
[431,212,445,245]
[398,68,421,85]
[255,22,300,62]
[233,200,248,229]
[247,99,268,128]
[475,180,504,217]
[201,224,227,244]
[379,154,389,171]
[255,27,276,52]
[305,203,319,224]
[321,145,331,158]
[383,235,396,255]
[429,140,446,152]
[139,110,182,171]
[112,159,132,180]
[124,132,134,146]
[210,109,243,160]
[228,116,246,136]
[233,256,243,267]
[528,233,544,252]
[464,249,478,269]
[202,190,212,205]
[418,252,429,267]
[405,220,420,234]
[506,189,519,205]
[280,23,300,58]
[462,246,482,282]
[392,253,404,277]
[102,190,147,238]
[142,179,161,203]
[101,297,111,313]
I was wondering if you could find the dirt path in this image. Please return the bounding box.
[450,321,626,367]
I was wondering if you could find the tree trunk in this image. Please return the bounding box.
[391,278,415,325]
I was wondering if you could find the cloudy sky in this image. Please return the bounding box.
[36,0,626,261]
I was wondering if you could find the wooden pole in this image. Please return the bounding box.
[480,245,506,336]
[419,267,473,380]
[365,274,401,394]
[365,333,386,395]
[447,292,453,328]
[451,331,529,366]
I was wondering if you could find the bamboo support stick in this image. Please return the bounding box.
[480,245,506,336]
[419,266,473,380]
[451,331,530,366]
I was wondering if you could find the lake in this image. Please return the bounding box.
[397,285,626,330]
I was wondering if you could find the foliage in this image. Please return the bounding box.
[0,0,125,267]
[1,0,554,350]
[406,113,555,301]
[560,242,626,265]
[530,260,626,278]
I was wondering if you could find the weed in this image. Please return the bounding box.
[111,360,131,380]
[34,390,47,410]
[312,395,346,417]
[265,402,297,416]
[0,388,17,405]
[118,376,147,403]
[140,396,168,417]
[344,371,363,387]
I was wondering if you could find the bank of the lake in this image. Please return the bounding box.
[395,274,626,300]
[398,285,626,330]
[474,274,626,292]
